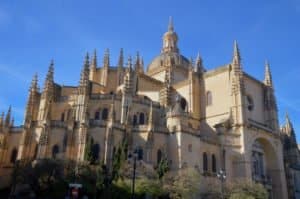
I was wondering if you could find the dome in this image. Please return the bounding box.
[147,52,190,72]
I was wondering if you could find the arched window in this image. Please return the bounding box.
[180,98,187,111]
[52,145,59,159]
[95,111,100,120]
[206,91,212,106]
[203,152,208,172]
[157,149,162,164]
[139,113,145,124]
[102,108,108,120]
[212,154,216,173]
[61,112,65,122]
[91,143,100,162]
[133,115,137,125]
[10,148,18,163]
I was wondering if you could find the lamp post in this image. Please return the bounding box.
[128,148,138,199]
[217,169,226,199]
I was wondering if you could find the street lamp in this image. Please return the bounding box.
[217,169,226,199]
[128,148,139,199]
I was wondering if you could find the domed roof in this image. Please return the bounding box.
[147,52,190,72]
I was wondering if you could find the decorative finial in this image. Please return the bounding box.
[168,16,174,32]
[195,52,205,74]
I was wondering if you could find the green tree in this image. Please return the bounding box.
[84,137,94,163]
[157,157,169,180]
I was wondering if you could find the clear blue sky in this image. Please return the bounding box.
[0,0,299,140]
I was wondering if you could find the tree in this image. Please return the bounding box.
[163,168,201,199]
[157,157,169,180]
[227,181,268,199]
[84,137,94,163]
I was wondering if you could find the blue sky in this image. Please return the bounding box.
[0,0,299,140]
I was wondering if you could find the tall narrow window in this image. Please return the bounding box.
[102,108,108,120]
[206,91,212,106]
[95,111,100,120]
[52,145,59,159]
[133,115,137,125]
[139,113,145,124]
[10,148,18,163]
[137,147,143,160]
[203,152,208,172]
[91,143,100,162]
[212,154,216,173]
[61,112,65,122]
[157,149,162,164]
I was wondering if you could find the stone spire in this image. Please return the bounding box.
[162,16,179,53]
[25,73,38,125]
[80,53,90,87]
[232,40,241,67]
[134,51,143,73]
[103,48,110,68]
[43,60,54,94]
[118,48,124,68]
[5,106,11,127]
[195,52,204,74]
[264,60,273,88]
[285,112,293,133]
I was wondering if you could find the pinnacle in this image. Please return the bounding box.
[264,60,273,87]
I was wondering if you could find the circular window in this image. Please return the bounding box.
[246,95,254,111]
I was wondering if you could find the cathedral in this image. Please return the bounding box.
[0,18,299,198]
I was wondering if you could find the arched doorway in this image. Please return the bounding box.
[251,137,285,199]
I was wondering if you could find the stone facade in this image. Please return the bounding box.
[0,18,297,198]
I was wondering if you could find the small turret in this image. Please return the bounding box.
[90,49,97,81]
[264,60,273,88]
[124,56,134,95]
